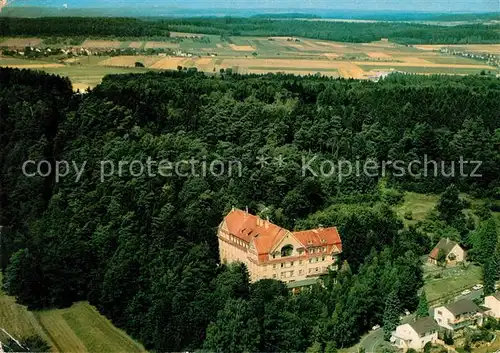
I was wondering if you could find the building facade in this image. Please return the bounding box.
[434,299,484,331]
[391,317,439,352]
[217,208,342,284]
[484,292,500,319]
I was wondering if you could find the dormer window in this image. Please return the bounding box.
[281,244,293,257]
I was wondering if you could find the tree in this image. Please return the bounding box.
[204,298,260,353]
[483,256,498,295]
[475,218,498,265]
[436,248,447,268]
[416,291,429,318]
[306,341,323,353]
[383,291,401,341]
[324,341,337,353]
[436,185,464,224]
[443,330,454,345]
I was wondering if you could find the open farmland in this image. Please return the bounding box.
[0,35,498,87]
[0,275,146,353]
[414,44,500,54]
[81,40,121,49]
[0,37,42,47]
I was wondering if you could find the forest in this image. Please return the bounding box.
[1,68,500,352]
[0,16,499,44]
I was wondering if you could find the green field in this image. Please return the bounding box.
[0,57,54,65]
[0,275,147,353]
[423,263,482,303]
[395,192,439,226]
[360,64,496,75]
[427,55,485,65]
[43,66,154,89]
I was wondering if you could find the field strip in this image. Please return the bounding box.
[414,44,500,54]
[229,44,256,51]
[99,55,163,67]
[37,310,87,353]
[351,60,494,69]
[336,62,366,79]
[323,53,340,60]
[144,41,179,49]
[82,40,121,49]
[150,57,185,69]
[0,63,65,68]
[0,38,42,46]
[400,56,433,64]
[367,52,392,59]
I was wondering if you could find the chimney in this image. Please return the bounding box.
[265,216,270,229]
[318,224,324,230]
[446,238,450,244]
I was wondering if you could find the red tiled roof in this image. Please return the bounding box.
[222,209,342,262]
[429,247,440,260]
[293,228,342,253]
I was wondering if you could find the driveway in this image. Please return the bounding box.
[358,315,415,353]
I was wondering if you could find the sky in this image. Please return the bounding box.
[14,0,500,12]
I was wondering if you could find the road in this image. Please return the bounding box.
[359,314,415,353]
[458,288,483,302]
[357,289,483,353]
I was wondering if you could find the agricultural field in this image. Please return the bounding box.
[0,275,147,353]
[0,34,498,88]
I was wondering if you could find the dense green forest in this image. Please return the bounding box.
[1,68,500,352]
[0,16,499,44]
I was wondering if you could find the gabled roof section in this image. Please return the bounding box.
[429,238,460,259]
[293,227,342,253]
[445,299,481,316]
[409,317,439,336]
[222,209,343,261]
[223,208,288,254]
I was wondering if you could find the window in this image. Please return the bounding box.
[273,274,277,278]
[315,267,319,272]
[281,263,284,268]
[299,270,303,275]
[299,260,303,265]
[290,271,294,276]
[291,261,294,266]
[437,310,442,316]
[322,256,325,261]
[281,244,294,257]
[273,264,276,269]
[309,259,312,263]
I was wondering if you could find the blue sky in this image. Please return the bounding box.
[16,0,500,12]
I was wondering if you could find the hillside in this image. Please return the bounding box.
[0,275,146,353]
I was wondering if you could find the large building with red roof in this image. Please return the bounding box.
[217,208,342,285]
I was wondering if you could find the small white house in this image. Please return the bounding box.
[484,292,500,319]
[391,317,439,351]
[434,299,483,331]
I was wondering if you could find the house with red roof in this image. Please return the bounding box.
[428,238,466,266]
[217,208,342,288]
